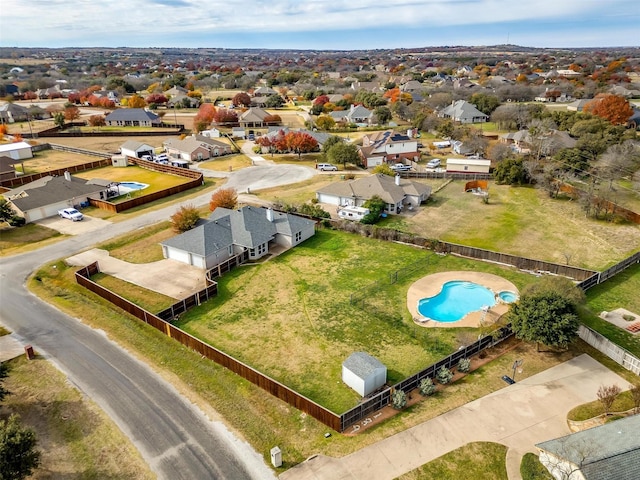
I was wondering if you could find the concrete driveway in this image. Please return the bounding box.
[37,215,112,235]
[280,354,628,480]
[66,248,206,299]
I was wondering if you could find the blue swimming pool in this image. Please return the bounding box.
[119,181,149,191]
[417,280,496,322]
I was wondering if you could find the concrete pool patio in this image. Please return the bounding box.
[407,271,519,328]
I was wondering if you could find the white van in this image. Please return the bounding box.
[338,206,370,221]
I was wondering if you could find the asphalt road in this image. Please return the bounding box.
[0,164,315,479]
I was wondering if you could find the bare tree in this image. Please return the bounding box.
[539,438,598,480]
[597,384,622,416]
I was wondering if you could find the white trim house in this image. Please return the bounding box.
[160,206,316,270]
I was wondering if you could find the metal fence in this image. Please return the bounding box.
[578,325,640,375]
[340,325,513,431]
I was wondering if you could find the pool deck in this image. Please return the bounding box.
[407,271,519,328]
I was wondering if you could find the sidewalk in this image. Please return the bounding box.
[280,354,628,480]
[0,333,27,362]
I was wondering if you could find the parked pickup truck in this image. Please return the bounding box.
[58,208,84,221]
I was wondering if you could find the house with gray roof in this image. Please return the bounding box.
[438,100,488,124]
[316,173,431,214]
[119,140,155,159]
[160,206,316,270]
[4,172,110,223]
[342,352,387,396]
[0,102,29,123]
[238,107,273,127]
[0,141,33,161]
[104,108,161,127]
[330,104,374,125]
[536,415,640,480]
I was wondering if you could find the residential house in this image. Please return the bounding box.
[567,99,592,112]
[0,141,33,160]
[400,80,426,94]
[439,100,488,124]
[358,130,419,168]
[166,93,199,108]
[446,157,491,174]
[262,127,337,149]
[3,172,110,223]
[119,140,155,159]
[536,415,640,480]
[342,352,387,397]
[0,155,20,181]
[164,86,188,97]
[0,102,29,123]
[36,84,62,99]
[316,173,431,214]
[163,134,231,162]
[350,81,383,93]
[500,129,576,157]
[451,140,476,156]
[160,206,316,270]
[253,86,278,97]
[330,104,374,125]
[92,90,120,104]
[238,107,273,128]
[104,108,161,127]
[628,108,640,130]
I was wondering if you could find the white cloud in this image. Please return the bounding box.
[1,0,636,47]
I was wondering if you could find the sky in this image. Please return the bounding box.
[1,0,638,50]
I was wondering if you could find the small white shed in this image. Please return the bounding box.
[342,352,387,397]
[0,141,33,160]
[446,157,491,174]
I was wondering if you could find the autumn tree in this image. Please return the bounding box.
[372,163,395,176]
[315,115,335,130]
[584,94,633,125]
[88,115,106,127]
[193,103,217,131]
[282,131,318,158]
[126,94,146,109]
[209,188,238,211]
[63,105,80,121]
[263,114,281,125]
[170,204,200,233]
[213,108,238,125]
[145,93,168,105]
[232,92,251,107]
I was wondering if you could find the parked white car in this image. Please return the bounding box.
[58,208,84,221]
[426,158,441,169]
[390,163,411,172]
[317,163,338,171]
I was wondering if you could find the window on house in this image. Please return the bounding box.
[295,231,302,242]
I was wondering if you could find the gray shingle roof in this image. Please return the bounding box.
[5,175,106,211]
[105,108,160,122]
[316,174,431,205]
[536,415,640,480]
[440,100,488,121]
[343,352,385,380]
[162,206,315,254]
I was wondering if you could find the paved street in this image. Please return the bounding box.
[0,164,314,479]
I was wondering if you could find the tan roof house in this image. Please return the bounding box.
[163,134,231,162]
[316,173,431,214]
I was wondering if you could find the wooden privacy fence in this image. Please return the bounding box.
[341,326,513,431]
[88,156,204,213]
[578,325,640,375]
[0,157,113,188]
[156,284,219,322]
[75,261,342,431]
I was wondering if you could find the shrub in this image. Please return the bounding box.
[458,358,471,373]
[391,389,407,410]
[170,204,200,233]
[8,215,26,227]
[520,452,553,480]
[209,187,238,211]
[418,378,436,396]
[436,366,454,385]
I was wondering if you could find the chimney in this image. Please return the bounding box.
[64,171,71,181]
[266,207,274,222]
[395,174,400,186]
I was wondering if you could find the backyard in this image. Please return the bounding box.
[174,228,541,413]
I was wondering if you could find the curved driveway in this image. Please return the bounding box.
[0,164,315,479]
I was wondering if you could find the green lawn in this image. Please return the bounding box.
[396,442,508,480]
[175,228,540,413]
[567,390,637,421]
[580,263,640,357]
[92,273,176,312]
[0,223,63,257]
